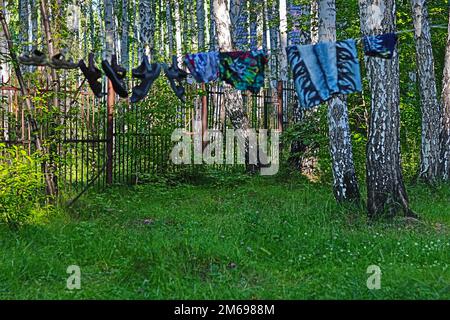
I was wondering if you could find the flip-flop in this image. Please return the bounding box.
[130,56,161,103]
[18,49,48,66]
[102,54,128,98]
[164,63,186,103]
[79,52,103,98]
[48,53,79,70]
[165,55,188,81]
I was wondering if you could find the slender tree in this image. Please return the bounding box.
[121,0,129,70]
[174,0,182,63]
[139,0,155,59]
[411,0,441,182]
[197,0,206,51]
[441,6,450,180]
[318,0,360,202]
[212,0,255,168]
[359,0,415,218]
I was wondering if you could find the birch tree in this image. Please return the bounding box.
[212,0,254,167]
[318,0,360,202]
[359,0,415,218]
[197,0,205,51]
[279,0,288,82]
[173,1,182,64]
[441,6,450,180]
[121,0,129,70]
[411,0,441,182]
[105,0,114,60]
[139,0,155,59]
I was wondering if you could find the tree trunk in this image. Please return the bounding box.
[213,0,256,169]
[166,0,173,56]
[230,0,248,50]
[310,0,319,44]
[278,0,288,82]
[197,0,205,51]
[318,0,360,203]
[18,0,29,52]
[105,0,114,60]
[441,7,450,180]
[174,0,182,64]
[121,0,129,70]
[139,0,155,59]
[359,0,415,218]
[411,0,441,182]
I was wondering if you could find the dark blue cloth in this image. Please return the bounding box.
[287,39,362,109]
[363,33,398,59]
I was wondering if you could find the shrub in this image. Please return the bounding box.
[0,144,49,229]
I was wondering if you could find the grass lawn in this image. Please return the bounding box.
[0,174,449,299]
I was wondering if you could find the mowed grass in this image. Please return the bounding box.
[0,174,449,300]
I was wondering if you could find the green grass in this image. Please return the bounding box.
[0,174,449,299]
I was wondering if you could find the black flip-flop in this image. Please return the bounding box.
[130,56,161,103]
[48,53,79,70]
[101,54,128,98]
[79,53,103,98]
[164,63,186,103]
[18,49,48,66]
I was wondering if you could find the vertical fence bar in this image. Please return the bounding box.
[106,80,115,185]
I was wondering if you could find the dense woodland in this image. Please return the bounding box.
[0,0,449,223]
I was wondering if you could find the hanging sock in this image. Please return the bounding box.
[101,54,129,98]
[218,50,268,93]
[18,48,48,66]
[79,52,103,98]
[362,33,398,59]
[164,56,188,102]
[287,39,362,109]
[184,52,220,83]
[130,56,161,103]
[48,52,79,69]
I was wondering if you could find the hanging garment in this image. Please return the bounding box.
[164,56,188,103]
[287,39,362,109]
[130,56,161,103]
[362,33,397,59]
[218,50,269,93]
[79,52,103,98]
[184,52,220,83]
[101,54,129,98]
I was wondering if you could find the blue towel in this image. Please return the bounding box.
[287,39,362,109]
[363,33,397,59]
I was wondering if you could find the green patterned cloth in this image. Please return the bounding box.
[219,50,269,93]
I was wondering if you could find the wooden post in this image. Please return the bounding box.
[277,81,283,132]
[106,80,115,185]
[201,83,208,149]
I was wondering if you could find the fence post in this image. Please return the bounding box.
[106,80,115,185]
[201,83,208,149]
[277,81,284,132]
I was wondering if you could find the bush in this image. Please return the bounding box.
[0,144,50,229]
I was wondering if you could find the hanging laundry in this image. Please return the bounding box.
[219,50,269,93]
[287,39,362,109]
[101,54,129,98]
[184,52,220,83]
[79,52,103,98]
[362,33,397,59]
[130,56,161,103]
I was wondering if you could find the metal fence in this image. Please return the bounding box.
[0,77,299,201]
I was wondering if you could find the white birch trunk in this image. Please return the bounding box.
[197,0,206,51]
[278,0,288,81]
[411,0,441,181]
[441,7,450,180]
[139,0,155,59]
[121,0,130,69]
[174,0,182,64]
[359,0,414,217]
[318,0,360,202]
[105,0,114,60]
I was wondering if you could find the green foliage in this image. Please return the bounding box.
[0,144,51,229]
[0,176,448,299]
